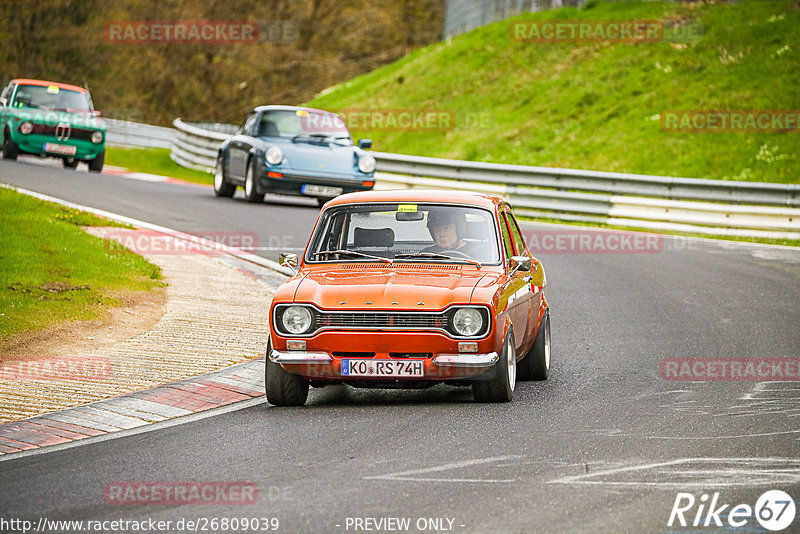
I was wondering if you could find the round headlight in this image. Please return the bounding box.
[357,153,376,174]
[452,308,483,337]
[266,146,283,165]
[91,130,104,144]
[281,306,312,335]
[19,121,33,135]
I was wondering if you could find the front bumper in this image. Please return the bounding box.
[15,133,104,160]
[270,349,499,368]
[269,329,502,381]
[257,168,373,197]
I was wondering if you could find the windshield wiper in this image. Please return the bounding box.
[291,134,316,143]
[313,249,392,264]
[394,252,482,267]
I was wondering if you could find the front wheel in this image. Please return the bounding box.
[2,133,19,160]
[213,156,235,197]
[88,150,104,173]
[63,157,79,169]
[244,161,265,203]
[518,308,550,381]
[265,343,309,406]
[472,331,516,403]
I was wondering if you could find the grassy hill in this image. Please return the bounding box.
[308,0,799,183]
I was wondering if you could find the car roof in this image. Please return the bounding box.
[325,190,504,210]
[253,105,339,115]
[11,79,87,93]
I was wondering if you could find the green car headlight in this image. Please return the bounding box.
[19,122,33,135]
[91,131,104,144]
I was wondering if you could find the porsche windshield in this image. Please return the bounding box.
[307,204,501,265]
[12,85,93,112]
[257,110,352,144]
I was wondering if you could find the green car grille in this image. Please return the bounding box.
[25,123,101,142]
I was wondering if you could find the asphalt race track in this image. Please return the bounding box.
[1,159,799,533]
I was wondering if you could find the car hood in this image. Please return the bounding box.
[14,108,105,130]
[292,267,489,310]
[270,139,358,175]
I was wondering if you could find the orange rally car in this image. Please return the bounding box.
[266,190,550,405]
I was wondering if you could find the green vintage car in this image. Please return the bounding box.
[0,79,106,172]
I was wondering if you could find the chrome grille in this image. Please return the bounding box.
[318,312,447,330]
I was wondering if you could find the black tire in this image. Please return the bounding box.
[63,157,79,169]
[88,150,104,172]
[244,160,265,203]
[265,343,309,406]
[518,309,550,381]
[213,156,235,197]
[472,331,516,403]
[2,132,19,160]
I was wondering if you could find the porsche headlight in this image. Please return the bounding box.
[452,308,484,337]
[266,146,283,165]
[91,130,104,144]
[357,153,376,174]
[281,306,312,335]
[19,121,33,135]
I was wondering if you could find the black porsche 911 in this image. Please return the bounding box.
[213,105,376,204]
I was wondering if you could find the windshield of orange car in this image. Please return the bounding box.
[12,85,93,113]
[306,204,501,265]
[257,109,353,144]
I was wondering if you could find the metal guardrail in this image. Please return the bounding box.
[104,118,175,149]
[372,152,800,239]
[170,119,800,240]
[171,118,236,172]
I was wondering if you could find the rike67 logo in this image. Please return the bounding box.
[668,490,796,531]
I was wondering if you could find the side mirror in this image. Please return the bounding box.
[0,98,6,108]
[279,252,298,273]
[358,139,372,149]
[92,110,102,118]
[508,256,531,276]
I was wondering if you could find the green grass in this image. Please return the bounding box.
[308,0,799,183]
[0,188,164,341]
[106,147,213,185]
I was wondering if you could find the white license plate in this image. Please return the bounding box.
[302,184,343,197]
[341,359,424,378]
[44,143,77,155]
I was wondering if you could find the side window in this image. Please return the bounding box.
[499,212,514,263]
[1,83,16,105]
[242,112,257,135]
[506,212,527,256]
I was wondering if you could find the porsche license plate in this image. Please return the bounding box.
[302,184,343,197]
[341,359,424,377]
[44,143,77,155]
